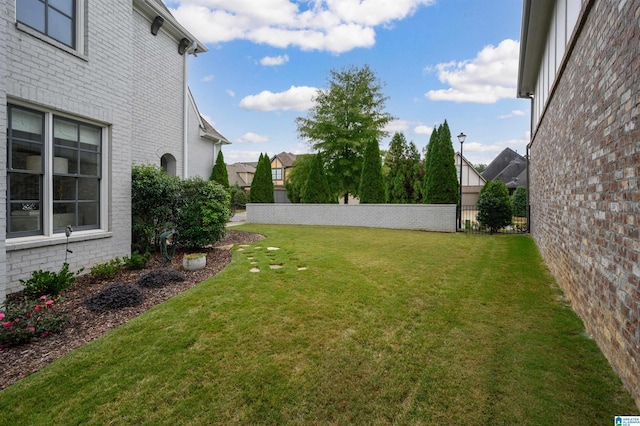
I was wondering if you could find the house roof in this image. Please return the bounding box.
[271,152,297,168]
[227,162,256,187]
[517,0,555,98]
[188,89,230,144]
[482,148,527,189]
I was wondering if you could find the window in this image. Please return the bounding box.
[272,168,283,181]
[16,0,76,48]
[7,104,103,237]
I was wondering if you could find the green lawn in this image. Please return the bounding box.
[0,225,636,424]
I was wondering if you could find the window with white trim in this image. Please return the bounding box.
[7,104,103,237]
[16,0,77,48]
[271,168,283,181]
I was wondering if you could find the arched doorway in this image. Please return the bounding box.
[160,153,177,176]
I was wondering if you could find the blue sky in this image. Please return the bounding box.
[167,0,529,167]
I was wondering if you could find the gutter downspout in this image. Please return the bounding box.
[526,95,533,233]
[183,42,197,178]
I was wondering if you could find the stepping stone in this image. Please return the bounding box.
[269,264,283,269]
[216,244,234,251]
[297,267,307,271]
[250,267,260,273]
[267,247,280,251]
[237,248,245,251]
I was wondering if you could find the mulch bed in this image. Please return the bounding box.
[0,230,264,390]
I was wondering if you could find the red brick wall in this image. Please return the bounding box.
[530,0,640,406]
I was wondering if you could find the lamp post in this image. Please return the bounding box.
[457,132,466,230]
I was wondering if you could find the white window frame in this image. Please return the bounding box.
[7,102,109,242]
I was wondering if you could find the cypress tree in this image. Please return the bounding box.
[209,150,229,188]
[386,132,409,203]
[423,120,459,204]
[249,153,274,203]
[422,126,439,203]
[301,154,333,203]
[359,138,386,203]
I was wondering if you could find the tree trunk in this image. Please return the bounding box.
[343,193,349,204]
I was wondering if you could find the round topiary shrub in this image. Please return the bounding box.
[86,283,144,312]
[136,268,186,288]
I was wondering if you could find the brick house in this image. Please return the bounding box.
[270,152,297,203]
[0,0,224,301]
[518,0,640,406]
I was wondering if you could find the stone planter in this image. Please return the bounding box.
[182,253,206,271]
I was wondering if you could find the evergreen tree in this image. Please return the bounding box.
[301,154,333,203]
[359,138,386,203]
[422,126,439,202]
[385,132,410,203]
[407,141,423,203]
[423,121,459,204]
[477,180,512,233]
[209,150,229,188]
[249,153,274,203]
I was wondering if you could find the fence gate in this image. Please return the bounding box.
[459,205,528,234]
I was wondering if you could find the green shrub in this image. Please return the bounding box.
[90,258,123,280]
[123,251,151,270]
[136,268,186,288]
[132,164,181,253]
[20,263,80,299]
[477,180,513,234]
[85,284,144,312]
[0,296,66,349]
[230,184,247,211]
[512,186,527,217]
[177,177,231,249]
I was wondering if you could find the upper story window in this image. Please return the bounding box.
[17,0,76,48]
[272,168,283,181]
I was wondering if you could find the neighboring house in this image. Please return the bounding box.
[456,153,486,206]
[1,0,214,301]
[270,152,297,203]
[227,162,256,192]
[481,148,527,194]
[518,0,639,406]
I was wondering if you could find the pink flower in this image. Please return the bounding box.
[45,300,54,306]
[0,313,4,321]
[28,327,35,332]
[40,331,49,338]
[3,321,14,329]
[40,295,47,301]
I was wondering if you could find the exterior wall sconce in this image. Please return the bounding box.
[151,16,164,35]
[178,38,191,55]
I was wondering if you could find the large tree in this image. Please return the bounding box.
[249,153,274,203]
[296,64,394,203]
[209,150,229,188]
[385,133,423,203]
[477,179,512,233]
[359,139,385,203]
[423,121,459,204]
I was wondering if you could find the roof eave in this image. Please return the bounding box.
[517,0,554,98]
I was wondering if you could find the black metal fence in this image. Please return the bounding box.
[459,205,528,234]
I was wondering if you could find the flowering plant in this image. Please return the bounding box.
[0,296,66,351]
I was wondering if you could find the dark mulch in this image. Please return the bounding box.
[0,230,264,390]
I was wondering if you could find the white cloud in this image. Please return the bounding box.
[498,110,526,119]
[224,150,263,163]
[236,132,270,143]
[226,89,236,97]
[260,54,290,66]
[425,39,520,104]
[169,0,435,53]
[239,85,318,111]
[202,75,215,82]
[414,125,434,136]
[384,120,410,133]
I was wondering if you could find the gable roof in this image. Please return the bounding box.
[271,152,297,168]
[187,89,230,144]
[227,162,256,187]
[482,148,527,189]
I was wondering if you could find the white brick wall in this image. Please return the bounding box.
[131,9,185,176]
[247,204,457,232]
[2,1,137,295]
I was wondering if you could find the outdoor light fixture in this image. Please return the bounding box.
[150,16,164,35]
[457,132,466,230]
[178,38,191,55]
